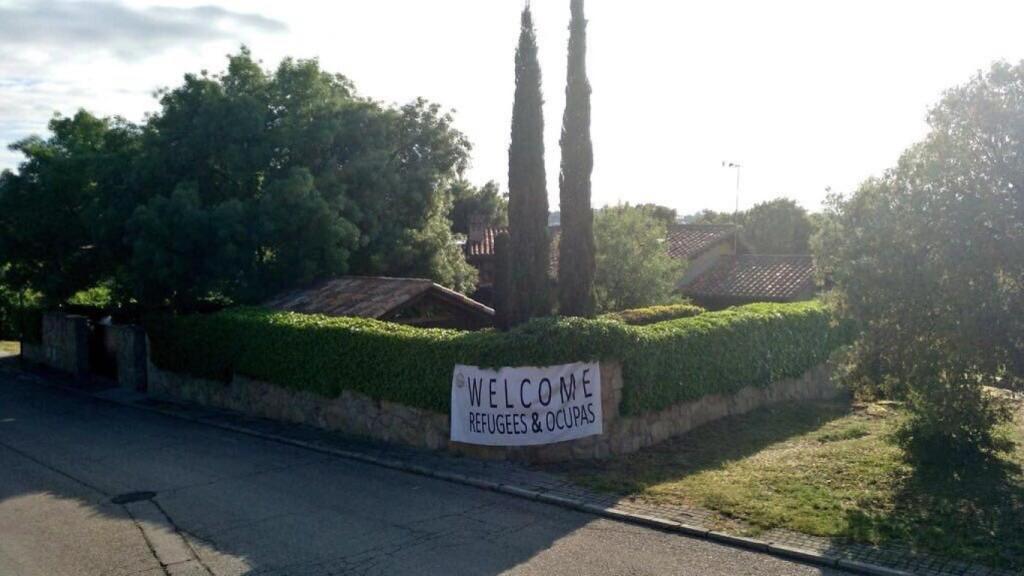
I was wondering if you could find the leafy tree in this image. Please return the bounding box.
[637,204,678,228]
[743,198,813,254]
[687,209,736,226]
[594,205,684,312]
[0,111,141,306]
[126,185,252,309]
[449,180,508,235]
[557,0,596,318]
[255,168,360,293]
[815,61,1024,463]
[1,48,479,311]
[689,198,813,254]
[507,5,552,324]
[384,182,478,291]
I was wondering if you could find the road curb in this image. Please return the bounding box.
[22,369,915,576]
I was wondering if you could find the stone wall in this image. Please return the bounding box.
[147,361,452,451]
[20,312,90,378]
[110,325,147,391]
[147,357,840,463]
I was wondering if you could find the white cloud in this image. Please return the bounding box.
[0,0,286,169]
[3,0,1024,215]
[0,1,284,59]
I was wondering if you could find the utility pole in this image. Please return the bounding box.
[722,161,742,253]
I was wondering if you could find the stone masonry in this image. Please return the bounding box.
[20,312,90,379]
[148,356,840,464]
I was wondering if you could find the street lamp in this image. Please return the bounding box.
[722,161,742,252]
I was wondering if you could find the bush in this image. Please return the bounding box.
[815,62,1024,460]
[619,302,853,413]
[147,301,851,416]
[0,306,42,344]
[602,303,705,326]
[0,284,42,344]
[593,205,684,312]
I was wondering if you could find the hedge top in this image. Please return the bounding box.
[147,300,851,416]
[601,303,705,326]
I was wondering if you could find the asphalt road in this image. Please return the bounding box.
[0,360,852,576]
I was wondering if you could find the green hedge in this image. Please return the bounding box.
[147,301,852,416]
[602,303,705,326]
[618,303,853,413]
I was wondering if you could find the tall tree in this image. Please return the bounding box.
[815,61,1024,463]
[0,48,478,311]
[557,0,596,317]
[448,180,508,235]
[507,5,552,324]
[593,205,683,312]
[0,111,141,306]
[743,198,813,254]
[492,231,514,331]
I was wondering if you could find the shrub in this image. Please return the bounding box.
[618,302,853,413]
[815,62,1024,460]
[0,283,42,344]
[602,303,705,326]
[0,306,43,344]
[593,205,684,312]
[147,301,851,416]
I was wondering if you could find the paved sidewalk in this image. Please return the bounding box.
[6,360,1015,576]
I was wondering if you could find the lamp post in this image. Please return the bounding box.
[722,161,742,252]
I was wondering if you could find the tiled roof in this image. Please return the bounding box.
[665,225,739,260]
[264,276,494,319]
[468,224,737,262]
[680,255,818,301]
[465,227,508,258]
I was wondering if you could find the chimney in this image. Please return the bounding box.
[469,214,486,243]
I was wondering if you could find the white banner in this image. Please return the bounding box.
[450,362,602,447]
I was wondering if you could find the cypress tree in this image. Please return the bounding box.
[493,231,513,331]
[557,0,596,317]
[507,5,551,324]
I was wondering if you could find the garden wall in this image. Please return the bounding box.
[147,355,840,463]
[20,312,90,378]
[24,303,851,463]
[19,312,148,390]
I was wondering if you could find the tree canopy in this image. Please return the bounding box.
[593,205,683,312]
[0,48,477,311]
[815,61,1024,461]
[449,180,507,235]
[690,198,813,254]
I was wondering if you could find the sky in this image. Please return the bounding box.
[2,1,1024,216]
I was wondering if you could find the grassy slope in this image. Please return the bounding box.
[562,399,1024,570]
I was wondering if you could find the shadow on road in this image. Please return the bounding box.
[0,358,594,575]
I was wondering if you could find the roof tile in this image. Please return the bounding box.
[681,255,817,301]
[264,276,493,319]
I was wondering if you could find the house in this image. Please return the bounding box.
[464,221,749,305]
[264,276,495,330]
[677,254,818,309]
[464,224,508,305]
[463,219,818,309]
[665,224,751,284]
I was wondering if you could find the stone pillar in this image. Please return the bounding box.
[599,360,623,427]
[111,324,148,391]
[40,312,90,379]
